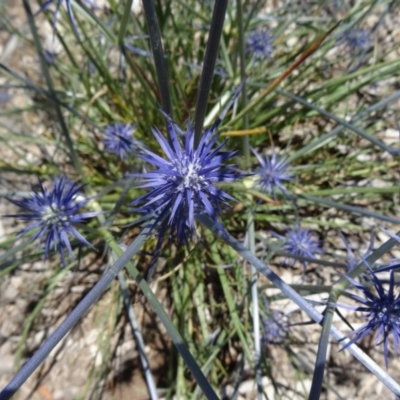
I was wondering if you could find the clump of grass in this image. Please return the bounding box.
[1,0,400,399]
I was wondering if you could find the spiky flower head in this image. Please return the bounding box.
[103,122,140,159]
[337,28,371,53]
[246,29,274,61]
[262,309,288,345]
[5,177,99,264]
[340,266,400,368]
[253,150,293,198]
[44,49,57,65]
[0,89,9,104]
[278,227,322,269]
[129,93,243,248]
[36,0,98,37]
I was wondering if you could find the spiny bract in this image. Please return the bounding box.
[103,122,140,160]
[341,266,400,368]
[5,177,99,264]
[253,149,293,198]
[130,93,243,248]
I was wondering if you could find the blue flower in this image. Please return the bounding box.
[44,49,57,65]
[262,309,288,345]
[5,177,99,264]
[337,28,371,53]
[103,122,140,159]
[279,227,322,268]
[0,89,10,103]
[36,0,98,37]
[340,266,400,368]
[129,93,243,248]
[253,150,293,198]
[246,30,274,61]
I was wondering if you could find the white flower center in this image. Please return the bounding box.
[42,203,68,226]
[297,239,309,251]
[183,162,200,186]
[173,156,207,192]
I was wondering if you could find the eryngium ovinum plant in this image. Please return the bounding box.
[1,0,400,399]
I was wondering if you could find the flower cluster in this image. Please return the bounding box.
[337,28,371,53]
[262,309,288,345]
[130,94,242,248]
[5,177,99,264]
[246,29,274,61]
[340,266,400,368]
[280,227,322,269]
[103,122,140,160]
[253,149,293,198]
[37,0,98,37]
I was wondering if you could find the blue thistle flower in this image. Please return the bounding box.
[129,93,243,249]
[246,30,274,61]
[103,122,140,159]
[36,0,98,37]
[43,49,57,65]
[262,309,288,345]
[337,28,371,53]
[340,267,400,368]
[0,89,10,104]
[279,227,322,268]
[253,150,293,198]
[5,177,99,264]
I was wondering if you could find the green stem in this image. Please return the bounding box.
[118,0,134,45]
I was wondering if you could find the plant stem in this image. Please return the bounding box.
[118,0,134,45]
[117,271,159,400]
[142,0,172,117]
[193,0,228,148]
